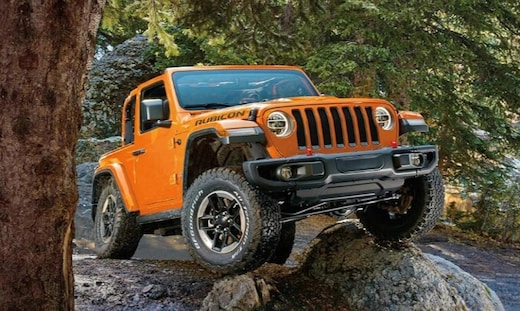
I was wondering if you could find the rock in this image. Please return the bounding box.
[82,35,158,139]
[76,162,98,185]
[73,161,506,310]
[74,162,98,242]
[200,274,272,311]
[425,254,504,311]
[295,220,502,310]
[141,284,167,300]
[203,220,504,310]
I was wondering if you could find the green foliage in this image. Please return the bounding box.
[102,0,180,56]
[144,27,206,69]
[178,0,321,64]
[305,43,393,97]
[100,0,148,46]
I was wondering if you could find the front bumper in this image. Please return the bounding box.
[242,145,438,203]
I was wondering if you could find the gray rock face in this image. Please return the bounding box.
[299,221,465,310]
[82,35,158,139]
[425,254,504,311]
[200,274,272,311]
[299,221,502,310]
[75,162,98,242]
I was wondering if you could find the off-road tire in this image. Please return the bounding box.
[268,222,296,264]
[94,179,143,259]
[182,167,281,274]
[357,167,444,241]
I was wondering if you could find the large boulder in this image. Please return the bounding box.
[201,221,504,310]
[82,35,158,139]
[300,221,502,310]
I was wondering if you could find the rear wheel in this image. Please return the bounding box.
[357,167,444,241]
[182,167,281,274]
[94,178,142,259]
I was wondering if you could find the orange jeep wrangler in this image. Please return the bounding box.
[92,65,444,274]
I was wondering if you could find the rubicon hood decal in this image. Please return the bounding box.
[195,110,248,126]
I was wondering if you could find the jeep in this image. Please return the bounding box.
[92,65,444,274]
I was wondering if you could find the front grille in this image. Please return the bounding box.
[291,105,380,150]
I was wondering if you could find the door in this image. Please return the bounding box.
[131,81,182,214]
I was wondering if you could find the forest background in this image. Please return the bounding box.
[94,0,520,242]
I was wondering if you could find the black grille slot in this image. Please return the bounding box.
[292,109,306,148]
[342,107,356,146]
[330,107,344,147]
[365,107,379,144]
[305,108,320,148]
[318,108,332,148]
[290,105,380,150]
[354,106,368,145]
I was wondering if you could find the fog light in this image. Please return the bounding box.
[410,154,423,166]
[278,166,293,181]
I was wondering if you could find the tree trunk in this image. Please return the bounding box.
[0,1,105,309]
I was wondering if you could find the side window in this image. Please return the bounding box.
[123,96,136,144]
[140,82,170,132]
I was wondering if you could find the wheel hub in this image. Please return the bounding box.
[214,211,233,228]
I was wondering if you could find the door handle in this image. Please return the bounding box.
[132,148,146,156]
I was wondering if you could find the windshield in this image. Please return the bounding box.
[172,69,319,110]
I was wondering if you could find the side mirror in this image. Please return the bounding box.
[141,99,171,131]
[142,99,168,121]
[155,120,172,128]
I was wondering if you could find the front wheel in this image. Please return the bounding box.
[268,222,296,265]
[357,167,444,241]
[182,167,281,274]
[94,178,142,259]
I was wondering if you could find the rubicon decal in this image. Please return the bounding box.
[195,110,247,126]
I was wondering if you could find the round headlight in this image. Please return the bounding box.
[267,111,294,137]
[375,107,394,130]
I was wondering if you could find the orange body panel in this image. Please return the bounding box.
[398,110,425,122]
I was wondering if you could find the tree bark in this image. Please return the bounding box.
[0,1,105,309]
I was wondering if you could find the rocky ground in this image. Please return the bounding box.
[73,163,520,310]
[73,215,520,310]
